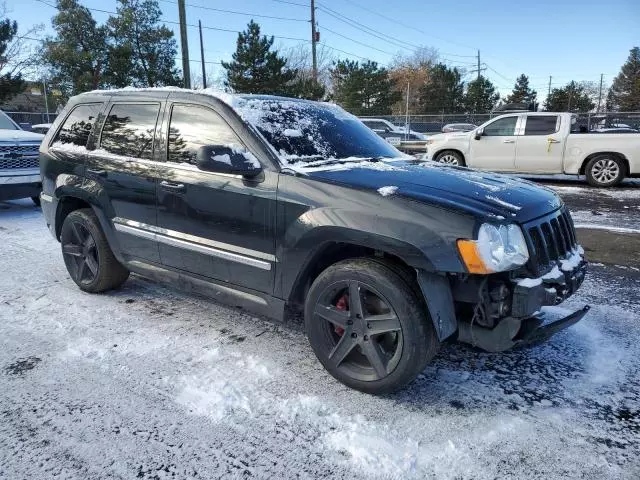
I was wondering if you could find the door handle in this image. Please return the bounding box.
[159,180,186,193]
[87,168,107,177]
[503,139,515,143]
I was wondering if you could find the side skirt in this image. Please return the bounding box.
[126,259,286,322]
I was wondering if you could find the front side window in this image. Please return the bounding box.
[53,104,103,147]
[100,103,160,159]
[524,116,559,135]
[167,104,242,165]
[484,116,518,136]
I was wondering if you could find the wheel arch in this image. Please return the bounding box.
[579,151,629,176]
[434,148,466,164]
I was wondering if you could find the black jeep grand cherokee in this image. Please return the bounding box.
[39,89,588,393]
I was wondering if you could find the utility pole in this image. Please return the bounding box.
[596,73,604,112]
[199,20,206,89]
[42,79,50,123]
[311,0,318,81]
[476,50,480,80]
[178,0,191,89]
[547,75,552,98]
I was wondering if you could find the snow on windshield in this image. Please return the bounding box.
[229,97,401,171]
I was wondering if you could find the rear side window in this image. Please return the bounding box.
[524,116,559,135]
[167,104,242,165]
[100,103,160,159]
[484,116,518,136]
[53,104,103,147]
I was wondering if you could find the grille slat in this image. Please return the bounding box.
[0,157,39,169]
[0,144,40,154]
[524,208,579,276]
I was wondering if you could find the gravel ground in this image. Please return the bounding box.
[1,199,639,480]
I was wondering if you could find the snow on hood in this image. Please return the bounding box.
[0,129,45,142]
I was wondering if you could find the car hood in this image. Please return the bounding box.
[306,160,562,223]
[430,131,472,141]
[0,129,45,142]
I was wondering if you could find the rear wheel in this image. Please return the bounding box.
[435,150,465,166]
[304,258,439,394]
[60,208,129,293]
[585,154,625,187]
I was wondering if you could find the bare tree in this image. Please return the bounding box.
[388,46,439,115]
[279,42,335,89]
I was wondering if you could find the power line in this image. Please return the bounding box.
[320,25,395,56]
[158,0,308,22]
[270,0,309,7]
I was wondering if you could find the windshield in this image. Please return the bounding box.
[0,111,19,130]
[234,97,400,164]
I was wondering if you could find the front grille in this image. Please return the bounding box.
[0,144,40,154]
[0,143,40,170]
[524,208,578,276]
[0,157,39,169]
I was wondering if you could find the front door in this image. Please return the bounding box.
[155,101,277,294]
[87,101,162,263]
[515,115,565,173]
[468,115,520,171]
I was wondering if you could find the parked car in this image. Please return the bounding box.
[0,109,45,205]
[442,123,477,133]
[592,127,639,134]
[31,123,53,134]
[40,89,588,393]
[360,117,428,157]
[426,112,640,187]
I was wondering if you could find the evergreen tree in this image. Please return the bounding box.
[544,81,595,112]
[0,18,25,103]
[288,77,325,101]
[608,46,640,111]
[107,0,181,87]
[222,20,297,95]
[418,63,465,113]
[505,74,537,106]
[464,76,499,113]
[42,0,110,93]
[330,59,401,116]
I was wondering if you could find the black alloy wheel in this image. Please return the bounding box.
[61,220,99,285]
[314,279,403,382]
[305,258,439,394]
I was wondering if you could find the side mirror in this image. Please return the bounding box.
[196,145,262,178]
[474,128,484,140]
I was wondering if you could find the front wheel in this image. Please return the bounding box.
[585,154,625,187]
[304,258,439,394]
[435,150,465,166]
[60,208,130,293]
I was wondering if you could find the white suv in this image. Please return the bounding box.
[0,110,45,205]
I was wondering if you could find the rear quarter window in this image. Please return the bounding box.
[52,104,103,147]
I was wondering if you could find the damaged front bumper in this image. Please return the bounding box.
[457,250,590,352]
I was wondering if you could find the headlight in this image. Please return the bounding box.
[457,223,529,273]
[426,139,435,145]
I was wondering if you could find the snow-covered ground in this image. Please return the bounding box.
[1,199,639,479]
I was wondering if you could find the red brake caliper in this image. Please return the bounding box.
[334,294,349,336]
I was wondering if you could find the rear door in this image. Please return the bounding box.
[87,99,164,263]
[515,115,565,173]
[468,115,520,171]
[154,99,277,294]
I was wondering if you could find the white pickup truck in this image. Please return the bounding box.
[0,110,45,204]
[425,112,640,187]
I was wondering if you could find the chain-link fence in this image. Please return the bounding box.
[4,111,58,128]
[362,112,640,134]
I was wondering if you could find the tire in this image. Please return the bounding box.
[585,154,625,187]
[435,150,465,166]
[31,196,41,207]
[60,208,129,293]
[304,258,439,394]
